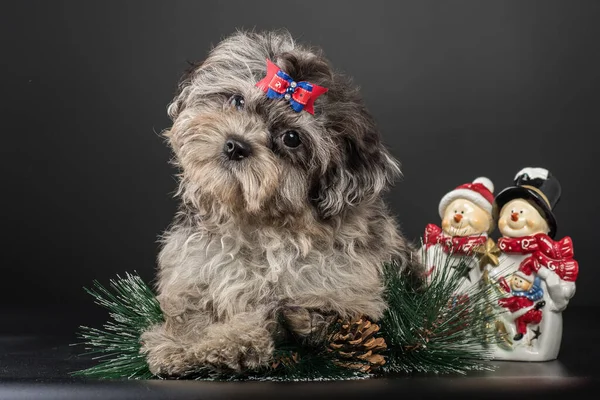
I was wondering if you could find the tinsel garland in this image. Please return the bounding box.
[72,244,502,381]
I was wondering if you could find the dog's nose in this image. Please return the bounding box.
[224,138,251,160]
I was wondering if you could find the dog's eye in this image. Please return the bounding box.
[282,131,301,148]
[227,94,245,110]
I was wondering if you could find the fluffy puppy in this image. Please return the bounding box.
[140,29,421,376]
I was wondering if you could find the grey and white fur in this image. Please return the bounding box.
[140,29,422,376]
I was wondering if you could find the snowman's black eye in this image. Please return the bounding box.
[461,211,464,214]
[520,210,523,214]
[454,210,457,214]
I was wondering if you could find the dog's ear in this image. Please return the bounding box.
[167,60,204,121]
[312,87,401,219]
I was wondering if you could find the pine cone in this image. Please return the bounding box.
[328,315,387,373]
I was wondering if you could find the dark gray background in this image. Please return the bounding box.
[2,0,598,323]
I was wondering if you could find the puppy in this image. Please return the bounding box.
[140,29,421,376]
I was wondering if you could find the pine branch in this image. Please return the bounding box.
[379,243,503,375]
[71,272,163,379]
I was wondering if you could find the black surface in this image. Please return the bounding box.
[1,306,599,399]
[2,1,599,398]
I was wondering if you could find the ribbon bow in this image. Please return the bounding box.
[519,251,579,282]
[535,234,574,259]
[513,234,579,282]
[255,59,328,115]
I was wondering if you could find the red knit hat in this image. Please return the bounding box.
[514,269,535,283]
[438,177,495,219]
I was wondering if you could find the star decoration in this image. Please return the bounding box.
[452,260,472,282]
[531,327,542,341]
[473,237,501,271]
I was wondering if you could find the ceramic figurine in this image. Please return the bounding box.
[421,177,497,293]
[485,167,579,361]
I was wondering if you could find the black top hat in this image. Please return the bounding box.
[492,167,562,238]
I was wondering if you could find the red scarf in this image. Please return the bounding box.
[498,234,578,282]
[497,235,540,254]
[424,224,487,255]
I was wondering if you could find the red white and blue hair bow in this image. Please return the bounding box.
[255,59,328,115]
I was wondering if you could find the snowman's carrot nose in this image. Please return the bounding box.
[454,214,463,223]
[511,212,519,221]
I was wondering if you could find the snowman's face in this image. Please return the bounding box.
[510,275,532,291]
[498,199,549,238]
[441,199,490,237]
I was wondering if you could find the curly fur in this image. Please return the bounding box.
[140,29,422,376]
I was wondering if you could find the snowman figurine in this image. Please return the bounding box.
[421,177,497,293]
[486,167,579,361]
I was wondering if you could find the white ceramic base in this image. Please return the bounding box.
[486,253,563,361]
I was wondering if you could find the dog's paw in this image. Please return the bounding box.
[194,333,274,373]
[281,306,337,345]
[140,314,276,375]
[140,325,197,377]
